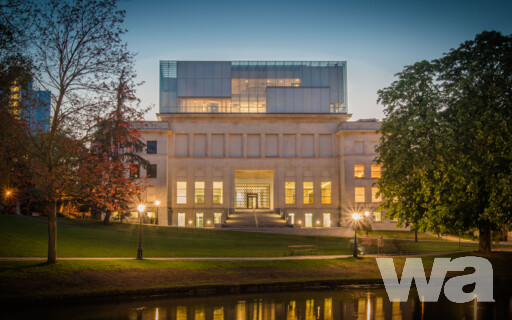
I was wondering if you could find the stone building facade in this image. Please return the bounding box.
[133,61,402,231]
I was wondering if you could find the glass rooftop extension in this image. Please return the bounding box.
[160,61,347,114]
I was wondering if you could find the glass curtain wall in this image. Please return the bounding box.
[160,61,347,114]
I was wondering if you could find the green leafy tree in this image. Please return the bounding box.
[377,31,512,255]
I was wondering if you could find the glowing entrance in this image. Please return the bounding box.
[234,170,274,210]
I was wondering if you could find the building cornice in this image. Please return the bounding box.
[156,113,352,122]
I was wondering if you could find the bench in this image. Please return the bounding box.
[287,245,316,255]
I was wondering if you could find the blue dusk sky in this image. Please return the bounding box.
[119,0,512,121]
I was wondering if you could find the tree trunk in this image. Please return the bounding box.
[479,227,491,256]
[103,211,112,224]
[47,201,57,264]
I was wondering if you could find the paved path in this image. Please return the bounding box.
[0,251,476,261]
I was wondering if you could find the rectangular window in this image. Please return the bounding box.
[178,213,185,227]
[130,165,140,179]
[371,164,381,178]
[214,212,222,224]
[288,213,295,225]
[354,164,364,178]
[147,164,157,178]
[355,187,365,203]
[372,187,382,202]
[374,211,382,222]
[285,182,295,204]
[323,213,331,227]
[213,181,223,204]
[147,140,157,154]
[321,181,332,204]
[196,213,204,227]
[195,181,205,204]
[303,182,314,204]
[177,181,187,204]
[305,213,313,227]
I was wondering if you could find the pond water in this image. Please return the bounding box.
[5,285,511,320]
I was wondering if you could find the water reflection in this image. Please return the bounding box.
[4,286,510,320]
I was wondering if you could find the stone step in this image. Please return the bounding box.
[224,211,289,228]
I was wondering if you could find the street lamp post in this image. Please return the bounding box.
[352,213,362,258]
[136,204,145,260]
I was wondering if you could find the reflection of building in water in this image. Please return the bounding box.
[124,291,413,320]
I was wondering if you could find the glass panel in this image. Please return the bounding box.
[177,181,187,204]
[305,213,313,227]
[285,181,295,204]
[234,184,270,209]
[374,211,382,222]
[147,164,157,178]
[354,164,365,178]
[146,141,157,154]
[213,181,223,204]
[355,187,365,203]
[303,182,314,204]
[195,213,204,227]
[321,181,331,204]
[371,164,381,178]
[214,212,222,224]
[323,213,331,227]
[178,213,185,227]
[195,181,205,204]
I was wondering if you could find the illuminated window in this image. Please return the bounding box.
[177,181,187,204]
[177,213,185,227]
[196,213,204,227]
[371,164,381,178]
[288,213,295,224]
[354,164,364,178]
[321,181,331,204]
[213,181,223,204]
[285,182,295,204]
[303,182,314,204]
[355,187,365,203]
[374,211,382,222]
[372,187,382,202]
[323,213,331,227]
[214,212,222,224]
[129,212,138,218]
[195,181,205,204]
[305,213,313,227]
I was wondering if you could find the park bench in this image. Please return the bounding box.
[287,245,316,255]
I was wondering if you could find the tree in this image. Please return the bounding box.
[376,31,512,255]
[26,0,133,264]
[77,70,148,224]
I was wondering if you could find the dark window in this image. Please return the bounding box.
[147,141,157,154]
[147,164,157,178]
[130,165,140,179]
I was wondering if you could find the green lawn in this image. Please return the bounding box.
[0,215,478,257]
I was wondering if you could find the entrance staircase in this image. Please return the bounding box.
[223,211,291,228]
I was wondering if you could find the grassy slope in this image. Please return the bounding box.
[0,215,478,257]
[2,252,511,300]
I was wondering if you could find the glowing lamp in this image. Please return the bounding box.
[352,213,362,220]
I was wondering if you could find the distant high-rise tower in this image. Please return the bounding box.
[9,81,51,132]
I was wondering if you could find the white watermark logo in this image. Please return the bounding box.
[376,257,494,303]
